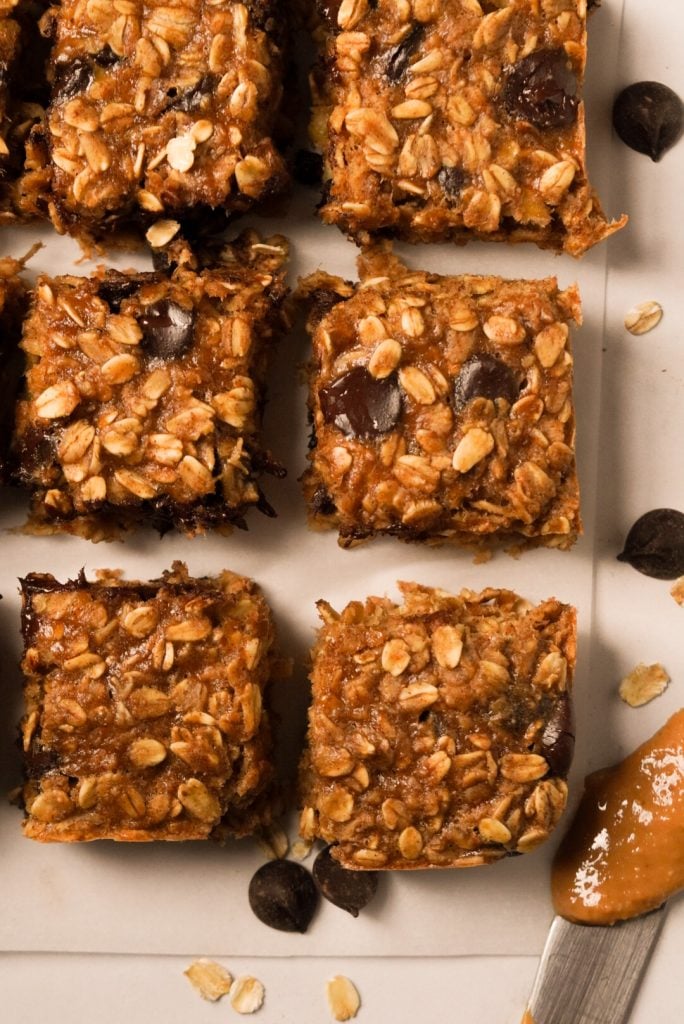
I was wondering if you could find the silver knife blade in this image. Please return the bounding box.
[523,908,667,1024]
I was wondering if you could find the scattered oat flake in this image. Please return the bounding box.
[291,837,314,860]
[624,300,663,336]
[671,577,684,606]
[230,975,265,1015]
[184,959,233,1001]
[326,975,361,1021]
[256,823,289,860]
[619,662,670,707]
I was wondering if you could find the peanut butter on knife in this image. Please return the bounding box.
[552,710,684,925]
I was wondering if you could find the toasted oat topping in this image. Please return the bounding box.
[12,232,287,538]
[20,562,278,841]
[36,0,288,236]
[619,662,670,708]
[311,0,625,254]
[302,249,582,551]
[300,583,576,869]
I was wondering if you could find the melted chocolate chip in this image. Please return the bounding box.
[503,49,579,130]
[613,82,683,162]
[453,354,520,411]
[380,24,424,82]
[93,46,119,68]
[53,58,93,100]
[138,299,195,360]
[438,166,469,201]
[617,508,684,580]
[313,845,379,917]
[541,694,575,778]
[97,277,140,313]
[248,860,318,933]
[320,366,402,438]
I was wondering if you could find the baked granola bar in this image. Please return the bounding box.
[20,562,279,841]
[31,0,289,236]
[300,583,576,869]
[0,253,29,478]
[311,0,626,255]
[302,248,582,551]
[11,232,288,539]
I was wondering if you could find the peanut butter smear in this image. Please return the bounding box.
[552,710,684,924]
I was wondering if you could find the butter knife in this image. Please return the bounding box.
[522,907,667,1024]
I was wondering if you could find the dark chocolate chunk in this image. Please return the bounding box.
[248,860,319,933]
[97,277,140,313]
[320,366,401,438]
[612,82,683,162]
[138,299,195,360]
[313,845,379,917]
[503,49,579,130]
[438,167,469,201]
[52,58,93,100]
[541,694,575,778]
[453,354,520,411]
[380,24,424,82]
[311,485,336,517]
[617,508,684,580]
[294,149,324,188]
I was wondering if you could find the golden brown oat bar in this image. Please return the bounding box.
[302,248,582,551]
[11,232,288,538]
[20,562,279,841]
[299,583,576,869]
[311,0,625,255]
[36,0,289,236]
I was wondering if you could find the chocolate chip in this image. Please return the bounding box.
[617,508,684,580]
[53,58,93,100]
[320,366,402,438]
[503,49,579,130]
[453,354,520,411]
[613,82,683,162]
[97,277,140,313]
[294,149,324,188]
[167,73,216,113]
[438,167,469,202]
[380,24,424,82]
[313,845,379,917]
[138,299,195,360]
[248,860,319,933]
[541,694,575,778]
[93,46,119,68]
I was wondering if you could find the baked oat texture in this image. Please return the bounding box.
[22,0,289,236]
[311,0,626,255]
[20,561,279,841]
[302,247,582,551]
[11,231,288,539]
[300,583,576,869]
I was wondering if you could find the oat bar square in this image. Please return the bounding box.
[302,249,582,551]
[299,583,576,869]
[311,0,625,255]
[38,0,289,237]
[11,232,287,538]
[20,562,278,841]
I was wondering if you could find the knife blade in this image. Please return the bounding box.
[522,907,667,1024]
